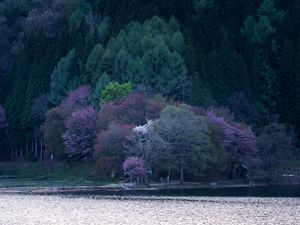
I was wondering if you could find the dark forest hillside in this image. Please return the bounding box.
[0,0,299,182]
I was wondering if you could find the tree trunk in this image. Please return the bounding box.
[34,138,38,159]
[182,76,185,103]
[14,146,17,160]
[268,167,275,184]
[168,160,171,183]
[180,155,184,184]
[229,162,235,179]
[26,138,29,159]
[10,141,13,160]
[40,137,43,160]
[31,139,34,155]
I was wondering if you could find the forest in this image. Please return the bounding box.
[0,0,299,183]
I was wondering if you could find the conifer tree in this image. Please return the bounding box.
[92,73,110,107]
[49,49,75,105]
[257,62,277,110]
[85,44,105,84]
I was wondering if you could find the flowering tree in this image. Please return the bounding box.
[59,85,92,115]
[122,157,147,182]
[98,93,166,130]
[206,111,259,176]
[124,120,167,177]
[63,107,98,159]
[43,85,92,159]
[94,123,132,178]
[0,106,6,128]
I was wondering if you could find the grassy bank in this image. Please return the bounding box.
[1,162,297,192]
[0,161,109,188]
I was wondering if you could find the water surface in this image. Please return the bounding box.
[0,194,299,225]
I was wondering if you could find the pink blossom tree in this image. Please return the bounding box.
[59,85,92,115]
[44,85,92,159]
[98,93,166,130]
[63,107,98,159]
[94,123,133,179]
[206,110,259,177]
[122,157,147,183]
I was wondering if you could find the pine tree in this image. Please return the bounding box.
[258,0,285,24]
[100,48,114,78]
[21,63,43,129]
[49,49,75,105]
[5,51,31,130]
[85,44,105,84]
[257,62,277,110]
[97,17,110,44]
[114,48,128,83]
[277,40,296,124]
[92,73,111,108]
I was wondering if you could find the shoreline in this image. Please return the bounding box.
[1,182,296,195]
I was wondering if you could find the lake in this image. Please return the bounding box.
[0,186,300,225]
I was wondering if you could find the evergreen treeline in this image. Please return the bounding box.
[0,0,299,181]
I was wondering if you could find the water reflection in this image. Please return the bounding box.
[48,185,300,198]
[0,194,299,225]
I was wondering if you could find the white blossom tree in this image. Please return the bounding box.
[124,119,168,177]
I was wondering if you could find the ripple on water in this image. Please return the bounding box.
[0,194,299,225]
